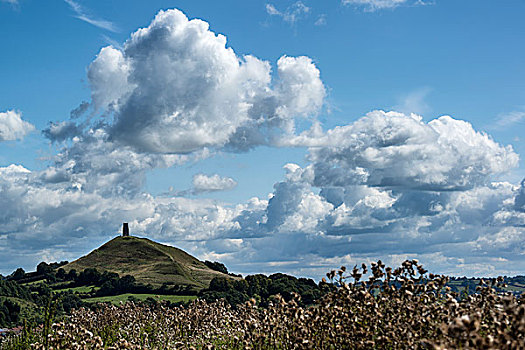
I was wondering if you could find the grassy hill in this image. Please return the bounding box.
[63,236,231,291]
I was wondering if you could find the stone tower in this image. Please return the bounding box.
[122,223,129,237]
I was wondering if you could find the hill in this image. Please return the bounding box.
[63,236,232,291]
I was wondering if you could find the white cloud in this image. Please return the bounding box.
[41,122,190,198]
[86,9,324,154]
[315,14,327,26]
[266,2,310,25]
[276,56,326,120]
[342,0,430,11]
[1,153,524,279]
[192,174,237,193]
[211,112,523,277]
[285,111,519,191]
[492,111,525,129]
[42,121,82,142]
[265,4,280,16]
[0,110,35,141]
[87,46,132,111]
[515,179,525,212]
[343,0,407,10]
[3,7,525,280]
[8,107,525,279]
[64,0,117,32]
[260,163,331,234]
[0,162,241,273]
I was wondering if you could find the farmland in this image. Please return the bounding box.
[82,293,196,305]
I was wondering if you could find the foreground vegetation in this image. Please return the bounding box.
[1,260,524,349]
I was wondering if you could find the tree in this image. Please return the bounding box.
[209,277,231,292]
[233,279,248,293]
[10,268,25,281]
[37,262,53,275]
[0,299,21,326]
[204,261,229,274]
[58,293,84,314]
[119,275,136,292]
[67,269,78,281]
[245,274,270,297]
[56,268,66,280]
[77,268,101,286]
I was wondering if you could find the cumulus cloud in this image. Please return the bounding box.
[285,111,519,191]
[2,7,524,280]
[87,46,132,111]
[192,174,237,193]
[42,121,82,142]
[0,161,240,272]
[266,2,310,25]
[515,179,525,212]
[0,110,35,141]
[209,112,523,277]
[276,56,325,120]
[41,8,322,198]
[51,132,187,196]
[85,9,324,154]
[70,101,90,119]
[4,109,524,278]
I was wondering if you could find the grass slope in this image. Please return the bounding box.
[63,236,230,290]
[54,285,99,294]
[82,294,197,305]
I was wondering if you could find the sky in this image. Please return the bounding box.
[0,0,524,279]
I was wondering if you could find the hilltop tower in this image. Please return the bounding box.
[123,223,129,237]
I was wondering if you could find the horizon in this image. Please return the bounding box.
[7,232,525,280]
[1,0,524,280]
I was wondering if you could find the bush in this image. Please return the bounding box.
[204,261,229,274]
[0,299,20,327]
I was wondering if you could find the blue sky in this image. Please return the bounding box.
[0,0,524,278]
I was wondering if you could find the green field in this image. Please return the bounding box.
[505,284,525,293]
[53,285,99,294]
[82,294,197,305]
[19,280,45,286]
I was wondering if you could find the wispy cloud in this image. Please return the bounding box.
[101,34,123,50]
[1,0,18,4]
[394,87,432,115]
[342,0,432,12]
[315,14,327,26]
[266,2,310,25]
[492,111,525,129]
[64,0,117,32]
